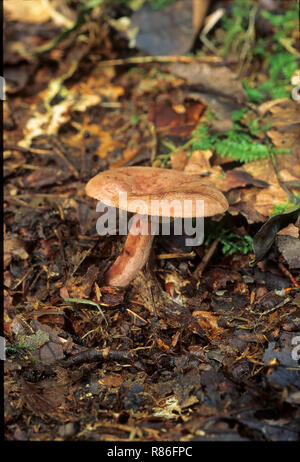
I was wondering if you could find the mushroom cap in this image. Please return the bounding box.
[85,167,228,218]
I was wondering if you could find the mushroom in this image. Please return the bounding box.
[85,166,228,287]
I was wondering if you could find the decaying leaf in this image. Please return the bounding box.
[276,225,300,269]
[4,235,29,268]
[251,207,300,266]
[4,0,300,442]
[171,62,247,105]
[192,310,225,340]
[148,100,205,136]
[15,320,65,364]
[153,395,184,420]
[4,0,52,24]
[265,100,300,158]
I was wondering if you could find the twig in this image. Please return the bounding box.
[9,193,69,198]
[4,145,30,153]
[126,309,148,325]
[259,297,292,318]
[52,143,79,179]
[62,347,137,367]
[279,37,300,57]
[4,197,48,209]
[238,4,258,75]
[278,262,299,288]
[269,146,298,204]
[98,55,223,67]
[148,121,157,163]
[157,252,196,260]
[200,8,225,54]
[193,238,220,279]
[12,267,35,291]
[41,0,73,28]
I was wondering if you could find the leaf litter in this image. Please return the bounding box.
[4,0,300,442]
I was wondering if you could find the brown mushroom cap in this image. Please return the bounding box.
[85,167,228,218]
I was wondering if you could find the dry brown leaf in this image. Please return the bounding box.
[265,100,300,159]
[67,118,123,159]
[258,98,291,116]
[4,235,29,268]
[192,310,225,339]
[110,148,140,168]
[277,224,299,238]
[4,0,52,23]
[18,68,124,149]
[148,100,205,136]
[171,62,247,104]
[237,160,299,217]
[184,150,213,175]
[98,374,123,388]
[65,265,99,299]
[170,150,189,171]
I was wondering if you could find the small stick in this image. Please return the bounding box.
[12,268,34,291]
[193,238,220,279]
[156,252,196,260]
[52,144,79,179]
[126,308,148,325]
[149,121,157,163]
[4,145,30,153]
[278,262,299,288]
[259,297,292,317]
[98,55,223,67]
[62,347,137,367]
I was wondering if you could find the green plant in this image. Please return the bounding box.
[245,4,298,101]
[189,119,288,164]
[34,0,105,54]
[5,344,37,360]
[206,226,253,256]
[211,0,298,102]
[130,114,142,125]
[271,193,300,216]
[219,0,256,58]
[159,103,289,165]
[121,0,175,9]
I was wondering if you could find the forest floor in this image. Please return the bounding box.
[4,0,300,441]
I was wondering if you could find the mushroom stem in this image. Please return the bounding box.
[105,214,154,287]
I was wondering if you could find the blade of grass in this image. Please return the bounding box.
[63,297,108,326]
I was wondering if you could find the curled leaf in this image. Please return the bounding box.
[250,206,300,266]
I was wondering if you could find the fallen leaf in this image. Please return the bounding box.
[184,150,213,175]
[4,0,52,23]
[65,265,99,299]
[20,167,71,189]
[171,62,247,105]
[192,310,225,339]
[265,100,300,159]
[148,100,205,136]
[277,224,299,238]
[276,235,300,269]
[4,235,29,268]
[251,207,300,265]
